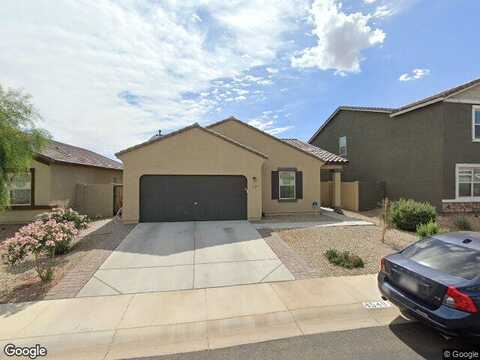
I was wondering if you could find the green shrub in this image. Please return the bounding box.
[454,216,472,231]
[53,240,71,256]
[38,208,89,231]
[325,249,364,269]
[390,199,436,232]
[416,221,443,238]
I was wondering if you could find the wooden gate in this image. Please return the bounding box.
[113,185,123,216]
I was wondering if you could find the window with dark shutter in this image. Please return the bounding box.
[271,171,279,199]
[295,171,303,199]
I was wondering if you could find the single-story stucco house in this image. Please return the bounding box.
[116,117,347,223]
[0,140,123,224]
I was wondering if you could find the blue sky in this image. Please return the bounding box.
[1,0,478,158]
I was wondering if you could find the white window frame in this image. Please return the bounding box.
[339,136,347,157]
[455,163,480,201]
[472,105,480,142]
[8,172,32,206]
[278,170,296,200]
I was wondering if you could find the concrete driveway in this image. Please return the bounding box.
[77,221,293,296]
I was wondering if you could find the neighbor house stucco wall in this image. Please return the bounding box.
[208,120,323,215]
[118,127,265,223]
[75,183,116,219]
[49,164,122,208]
[311,104,445,209]
[0,160,122,224]
[442,102,480,201]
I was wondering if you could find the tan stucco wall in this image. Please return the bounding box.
[118,127,265,223]
[320,181,359,211]
[209,120,323,215]
[0,160,122,224]
[75,183,115,219]
[34,160,52,206]
[341,181,359,211]
[50,164,122,208]
[0,209,48,224]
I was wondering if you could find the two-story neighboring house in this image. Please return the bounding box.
[309,78,480,213]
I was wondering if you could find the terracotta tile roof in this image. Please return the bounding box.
[282,139,348,164]
[37,140,123,170]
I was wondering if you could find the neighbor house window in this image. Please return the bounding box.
[8,172,32,206]
[456,164,480,199]
[339,136,347,157]
[279,171,296,200]
[473,106,480,141]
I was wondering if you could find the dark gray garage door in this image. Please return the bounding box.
[140,175,247,222]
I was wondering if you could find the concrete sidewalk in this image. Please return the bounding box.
[0,274,409,360]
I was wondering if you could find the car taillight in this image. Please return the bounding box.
[380,257,387,273]
[443,286,478,313]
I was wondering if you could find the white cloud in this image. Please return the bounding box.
[257,79,274,86]
[234,88,249,96]
[248,117,292,135]
[399,68,431,81]
[373,5,394,18]
[266,67,279,74]
[191,13,202,23]
[363,0,377,3]
[291,0,386,73]
[0,0,306,158]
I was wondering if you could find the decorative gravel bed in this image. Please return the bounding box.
[0,218,134,303]
[277,225,417,277]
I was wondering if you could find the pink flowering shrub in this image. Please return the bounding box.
[38,208,89,231]
[2,218,79,282]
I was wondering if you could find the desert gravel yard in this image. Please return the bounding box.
[277,225,417,277]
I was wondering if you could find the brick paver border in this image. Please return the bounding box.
[258,229,322,280]
[44,219,135,300]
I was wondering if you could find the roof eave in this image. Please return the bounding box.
[308,107,392,144]
[390,98,444,118]
[326,160,349,165]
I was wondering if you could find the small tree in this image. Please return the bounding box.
[0,85,50,210]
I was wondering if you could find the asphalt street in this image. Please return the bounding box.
[133,322,479,360]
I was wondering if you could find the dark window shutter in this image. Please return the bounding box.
[271,171,279,200]
[296,171,303,199]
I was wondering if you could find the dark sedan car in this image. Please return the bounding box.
[378,231,480,337]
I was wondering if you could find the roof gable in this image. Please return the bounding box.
[116,123,268,159]
[391,78,480,117]
[444,82,480,103]
[207,117,327,163]
[309,78,480,141]
[308,106,392,143]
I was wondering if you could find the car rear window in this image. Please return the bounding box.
[401,238,480,280]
